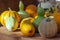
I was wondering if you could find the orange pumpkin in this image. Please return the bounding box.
[53,7,60,32]
[0,8,21,27]
[25,4,37,18]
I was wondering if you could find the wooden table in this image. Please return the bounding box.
[0,27,60,40]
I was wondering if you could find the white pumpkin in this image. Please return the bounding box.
[38,16,58,38]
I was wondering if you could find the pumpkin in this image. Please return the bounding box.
[53,8,60,32]
[20,17,35,36]
[0,16,1,21]
[6,16,18,31]
[38,16,58,38]
[19,0,24,11]
[33,16,44,32]
[25,4,37,18]
[0,8,21,27]
[18,10,30,19]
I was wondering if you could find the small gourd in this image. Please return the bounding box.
[0,8,21,27]
[25,4,37,18]
[33,16,44,32]
[37,3,45,16]
[38,16,58,38]
[20,17,35,36]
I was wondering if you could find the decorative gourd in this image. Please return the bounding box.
[20,17,34,29]
[19,0,24,11]
[20,17,35,36]
[18,10,30,19]
[33,16,44,32]
[38,16,58,38]
[6,16,18,31]
[53,8,60,32]
[37,3,45,16]
[25,4,37,18]
[0,8,21,27]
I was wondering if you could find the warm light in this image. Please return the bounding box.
[56,0,60,1]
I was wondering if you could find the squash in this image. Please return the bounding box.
[0,15,1,22]
[0,8,21,27]
[6,16,18,31]
[53,8,60,32]
[20,17,34,29]
[37,3,45,16]
[33,16,44,32]
[25,4,37,18]
[38,16,58,38]
[18,10,30,19]
[20,17,35,36]
[19,0,24,11]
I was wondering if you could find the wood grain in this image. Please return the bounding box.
[0,27,60,40]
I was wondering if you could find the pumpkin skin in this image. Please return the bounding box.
[20,17,35,37]
[0,10,21,27]
[6,17,18,31]
[20,17,34,29]
[38,17,58,38]
[25,4,37,18]
[53,11,60,32]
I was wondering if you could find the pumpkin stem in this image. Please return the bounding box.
[47,16,54,22]
[46,17,51,22]
[8,7,12,11]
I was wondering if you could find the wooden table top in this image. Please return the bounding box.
[0,27,60,40]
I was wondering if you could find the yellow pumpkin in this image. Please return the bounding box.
[25,4,37,18]
[20,17,35,36]
[0,9,21,27]
[0,15,1,23]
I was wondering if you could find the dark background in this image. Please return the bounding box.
[0,0,38,14]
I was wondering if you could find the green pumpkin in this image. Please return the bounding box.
[33,16,44,32]
[19,0,24,11]
[18,10,30,19]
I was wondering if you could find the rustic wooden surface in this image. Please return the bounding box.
[0,27,60,40]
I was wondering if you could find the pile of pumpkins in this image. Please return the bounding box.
[0,0,60,38]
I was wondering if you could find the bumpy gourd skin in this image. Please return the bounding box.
[6,17,18,31]
[0,10,21,27]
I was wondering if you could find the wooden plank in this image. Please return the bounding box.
[0,27,60,40]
